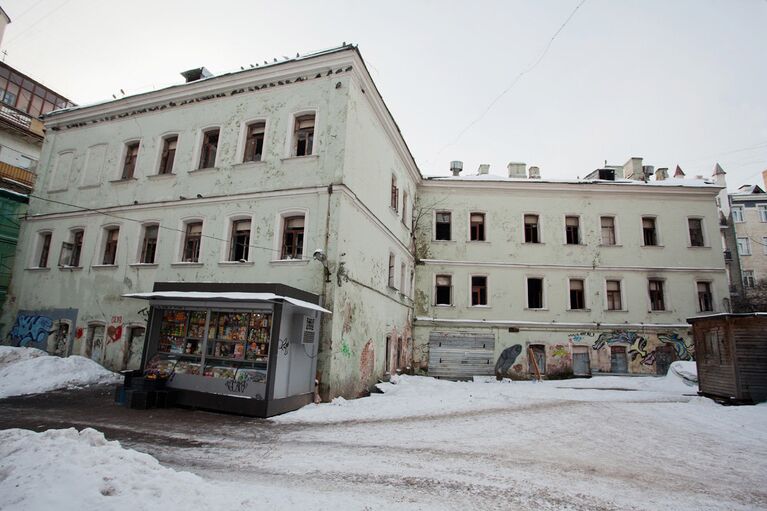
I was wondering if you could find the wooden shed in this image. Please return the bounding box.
[688,313,767,404]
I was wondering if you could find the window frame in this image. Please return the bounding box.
[731,206,744,223]
[290,111,317,157]
[696,280,714,313]
[687,217,706,247]
[568,278,586,310]
[469,212,486,242]
[648,278,666,312]
[434,210,452,241]
[470,274,489,307]
[121,140,140,180]
[605,279,624,311]
[526,276,546,310]
[434,274,453,306]
[277,211,307,261]
[736,237,752,256]
[641,216,660,247]
[564,215,581,245]
[524,213,541,244]
[758,205,767,223]
[390,175,399,212]
[157,134,179,175]
[33,230,53,268]
[600,215,617,246]
[59,228,84,268]
[180,220,204,263]
[138,223,160,264]
[100,225,120,266]
[241,119,267,163]
[742,270,756,288]
[387,253,396,289]
[227,216,253,262]
[197,127,221,169]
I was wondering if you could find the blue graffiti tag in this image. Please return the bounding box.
[658,333,693,361]
[9,314,54,349]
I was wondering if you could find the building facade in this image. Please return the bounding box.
[730,173,767,291]
[413,159,728,379]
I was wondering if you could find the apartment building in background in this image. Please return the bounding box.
[730,171,767,292]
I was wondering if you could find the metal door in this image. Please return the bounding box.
[126,327,145,370]
[572,346,590,376]
[89,325,105,364]
[610,346,628,373]
[655,344,675,376]
[529,345,546,376]
[428,332,494,380]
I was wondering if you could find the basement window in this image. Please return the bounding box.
[435,211,451,241]
[293,114,315,157]
[435,275,452,305]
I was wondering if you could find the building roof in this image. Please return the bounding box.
[731,184,765,196]
[688,312,767,322]
[425,173,719,189]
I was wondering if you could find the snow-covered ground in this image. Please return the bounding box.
[0,346,121,399]
[1,361,766,510]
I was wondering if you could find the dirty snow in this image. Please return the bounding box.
[0,347,120,399]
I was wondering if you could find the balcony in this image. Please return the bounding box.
[0,160,36,189]
[0,104,45,138]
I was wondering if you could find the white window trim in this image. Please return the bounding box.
[562,214,582,245]
[286,109,318,158]
[193,125,223,170]
[758,205,767,223]
[221,213,255,263]
[433,272,453,307]
[468,210,488,242]
[30,229,53,269]
[95,223,121,267]
[236,118,269,164]
[737,237,752,256]
[177,217,205,263]
[433,209,453,242]
[686,216,707,247]
[647,277,669,312]
[566,276,588,311]
[135,220,161,264]
[732,206,745,223]
[522,212,543,244]
[525,275,547,310]
[468,273,490,307]
[599,214,620,246]
[273,208,309,262]
[603,277,626,312]
[640,215,662,247]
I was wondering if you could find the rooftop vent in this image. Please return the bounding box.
[450,160,463,176]
[507,162,526,178]
[478,164,490,175]
[180,67,213,83]
[528,166,541,179]
[655,167,668,181]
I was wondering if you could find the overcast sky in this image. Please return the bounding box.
[2,0,765,190]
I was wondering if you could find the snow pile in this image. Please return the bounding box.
[275,371,702,424]
[669,361,698,386]
[0,347,121,399]
[0,428,392,510]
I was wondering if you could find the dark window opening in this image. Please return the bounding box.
[649,279,665,311]
[569,279,585,309]
[565,216,580,244]
[293,114,315,156]
[524,215,540,243]
[122,142,139,179]
[689,218,704,247]
[159,136,177,174]
[435,212,451,241]
[697,282,713,312]
[470,213,485,241]
[183,222,203,262]
[229,220,251,261]
[471,276,487,306]
[244,122,265,162]
[642,217,657,246]
[528,278,543,308]
[281,216,304,259]
[390,176,399,211]
[102,228,119,265]
[601,216,616,245]
[435,275,452,305]
[38,232,51,268]
[199,129,219,169]
[140,225,159,264]
[388,253,395,288]
[606,280,622,310]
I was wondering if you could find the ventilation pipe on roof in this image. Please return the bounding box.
[528,166,541,179]
[180,67,213,83]
[450,160,463,176]
[655,167,668,181]
[478,164,490,175]
[507,162,526,178]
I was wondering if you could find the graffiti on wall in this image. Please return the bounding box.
[584,330,693,368]
[8,314,53,349]
[551,344,569,358]
[658,333,693,361]
[494,344,522,378]
[568,331,595,343]
[107,316,123,344]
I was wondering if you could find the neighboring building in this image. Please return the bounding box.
[413,158,728,379]
[0,186,27,321]
[730,172,767,292]
[1,46,418,400]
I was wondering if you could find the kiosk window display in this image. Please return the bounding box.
[125,282,329,417]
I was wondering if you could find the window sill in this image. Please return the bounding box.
[434,304,453,308]
[129,263,159,268]
[77,184,101,190]
[687,245,710,249]
[432,239,455,243]
[648,310,672,314]
[468,240,490,244]
[58,265,82,271]
[47,188,68,194]
[280,154,319,162]
[109,178,137,184]
[566,308,591,312]
[640,245,665,248]
[25,267,51,272]
[147,173,176,180]
[470,304,491,308]
[523,242,545,245]
[218,260,255,266]
[188,167,219,175]
[232,160,266,170]
[270,258,310,265]
[605,309,629,313]
[564,243,585,246]
[599,244,622,247]
[92,264,118,270]
[524,307,548,311]
[171,262,204,267]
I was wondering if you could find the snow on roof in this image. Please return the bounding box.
[731,184,765,196]
[123,291,331,314]
[425,173,718,188]
[688,312,767,321]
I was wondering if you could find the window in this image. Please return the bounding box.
[565,216,580,245]
[697,282,713,312]
[243,121,265,162]
[390,175,399,211]
[471,276,487,306]
[524,215,540,243]
[743,270,756,288]
[388,253,395,288]
[182,222,203,262]
[527,278,544,309]
[763,236,767,255]
[606,280,622,310]
[229,219,251,261]
[642,217,658,246]
[732,206,744,223]
[281,216,304,259]
[435,275,452,305]
[140,224,159,264]
[293,114,315,157]
[759,205,767,223]
[159,136,177,174]
[600,216,616,245]
[435,212,451,241]
[737,237,751,256]
[102,227,119,265]
[402,192,408,226]
[36,232,52,268]
[121,142,139,180]
[569,279,585,310]
[648,279,665,311]
[688,218,705,247]
[59,229,83,267]
[470,213,485,241]
[199,129,219,169]
[400,263,406,293]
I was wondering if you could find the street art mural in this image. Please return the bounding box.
[8,314,53,349]
[658,333,693,361]
[494,344,522,379]
[569,330,694,373]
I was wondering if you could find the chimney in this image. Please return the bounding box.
[180,67,213,83]
[507,162,526,178]
[642,165,654,181]
[450,160,463,177]
[674,165,685,178]
[622,157,643,180]
[655,167,668,181]
[762,169,767,189]
[528,166,541,179]
[478,164,490,175]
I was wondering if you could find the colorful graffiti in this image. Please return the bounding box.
[551,344,569,358]
[658,333,693,361]
[9,314,53,349]
[340,341,352,358]
[494,344,522,378]
[107,315,123,344]
[568,331,595,343]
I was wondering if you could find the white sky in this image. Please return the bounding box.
[2,0,765,190]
